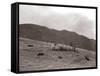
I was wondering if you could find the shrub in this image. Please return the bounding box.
[37,53,44,56]
[27,44,34,47]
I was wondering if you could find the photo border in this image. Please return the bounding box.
[11,2,98,73]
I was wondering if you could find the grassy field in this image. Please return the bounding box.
[19,37,96,71]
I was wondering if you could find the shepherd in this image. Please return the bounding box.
[69,41,76,52]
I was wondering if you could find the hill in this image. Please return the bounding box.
[19,37,96,71]
[19,24,96,51]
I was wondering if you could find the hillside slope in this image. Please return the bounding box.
[19,37,96,71]
[19,24,96,51]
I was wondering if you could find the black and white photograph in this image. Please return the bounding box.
[16,3,97,72]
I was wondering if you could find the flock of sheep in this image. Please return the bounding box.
[50,42,77,53]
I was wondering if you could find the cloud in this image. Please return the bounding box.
[19,5,96,39]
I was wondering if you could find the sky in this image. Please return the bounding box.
[19,5,96,40]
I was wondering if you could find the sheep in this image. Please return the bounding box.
[51,43,68,51]
[51,42,77,52]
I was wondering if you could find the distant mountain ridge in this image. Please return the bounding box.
[19,24,96,51]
